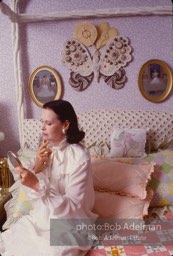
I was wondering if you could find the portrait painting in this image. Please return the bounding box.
[138,59,173,103]
[29,66,62,107]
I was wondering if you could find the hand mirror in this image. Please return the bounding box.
[7,151,23,168]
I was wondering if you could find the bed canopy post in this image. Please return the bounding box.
[0,0,25,147]
[11,0,25,148]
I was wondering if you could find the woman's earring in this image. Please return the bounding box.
[62,128,66,135]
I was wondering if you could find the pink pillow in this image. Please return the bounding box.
[93,190,153,219]
[91,158,155,199]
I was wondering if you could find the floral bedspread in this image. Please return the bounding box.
[87,213,173,256]
[88,244,173,256]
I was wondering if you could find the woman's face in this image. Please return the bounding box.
[40,108,66,145]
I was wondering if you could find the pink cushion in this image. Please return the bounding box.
[93,190,153,219]
[91,158,155,199]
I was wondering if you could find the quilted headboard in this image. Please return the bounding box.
[22,109,173,152]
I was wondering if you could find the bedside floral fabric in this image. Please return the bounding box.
[144,149,173,207]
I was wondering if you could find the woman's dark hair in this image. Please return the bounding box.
[43,100,85,144]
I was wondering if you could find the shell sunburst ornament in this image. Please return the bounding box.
[62,21,133,91]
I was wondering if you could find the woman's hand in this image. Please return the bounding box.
[16,166,39,191]
[34,140,52,174]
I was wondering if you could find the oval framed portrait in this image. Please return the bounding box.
[138,59,173,103]
[29,66,63,107]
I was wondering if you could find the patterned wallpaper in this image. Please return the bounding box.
[0,0,172,156]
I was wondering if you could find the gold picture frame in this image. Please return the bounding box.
[29,66,62,107]
[138,59,173,103]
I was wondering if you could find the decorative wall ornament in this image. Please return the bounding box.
[74,21,98,47]
[62,21,133,91]
[95,22,119,50]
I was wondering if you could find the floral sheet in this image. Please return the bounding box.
[88,244,173,256]
[87,213,173,256]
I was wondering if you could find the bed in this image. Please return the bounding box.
[2,109,173,255]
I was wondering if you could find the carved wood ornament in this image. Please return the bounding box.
[62,21,133,91]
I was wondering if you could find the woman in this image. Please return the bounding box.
[37,75,55,98]
[0,100,97,256]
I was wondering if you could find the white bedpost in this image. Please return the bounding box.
[11,0,25,148]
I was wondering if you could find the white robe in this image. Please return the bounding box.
[0,140,97,256]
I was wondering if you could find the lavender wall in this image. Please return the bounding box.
[0,0,172,156]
